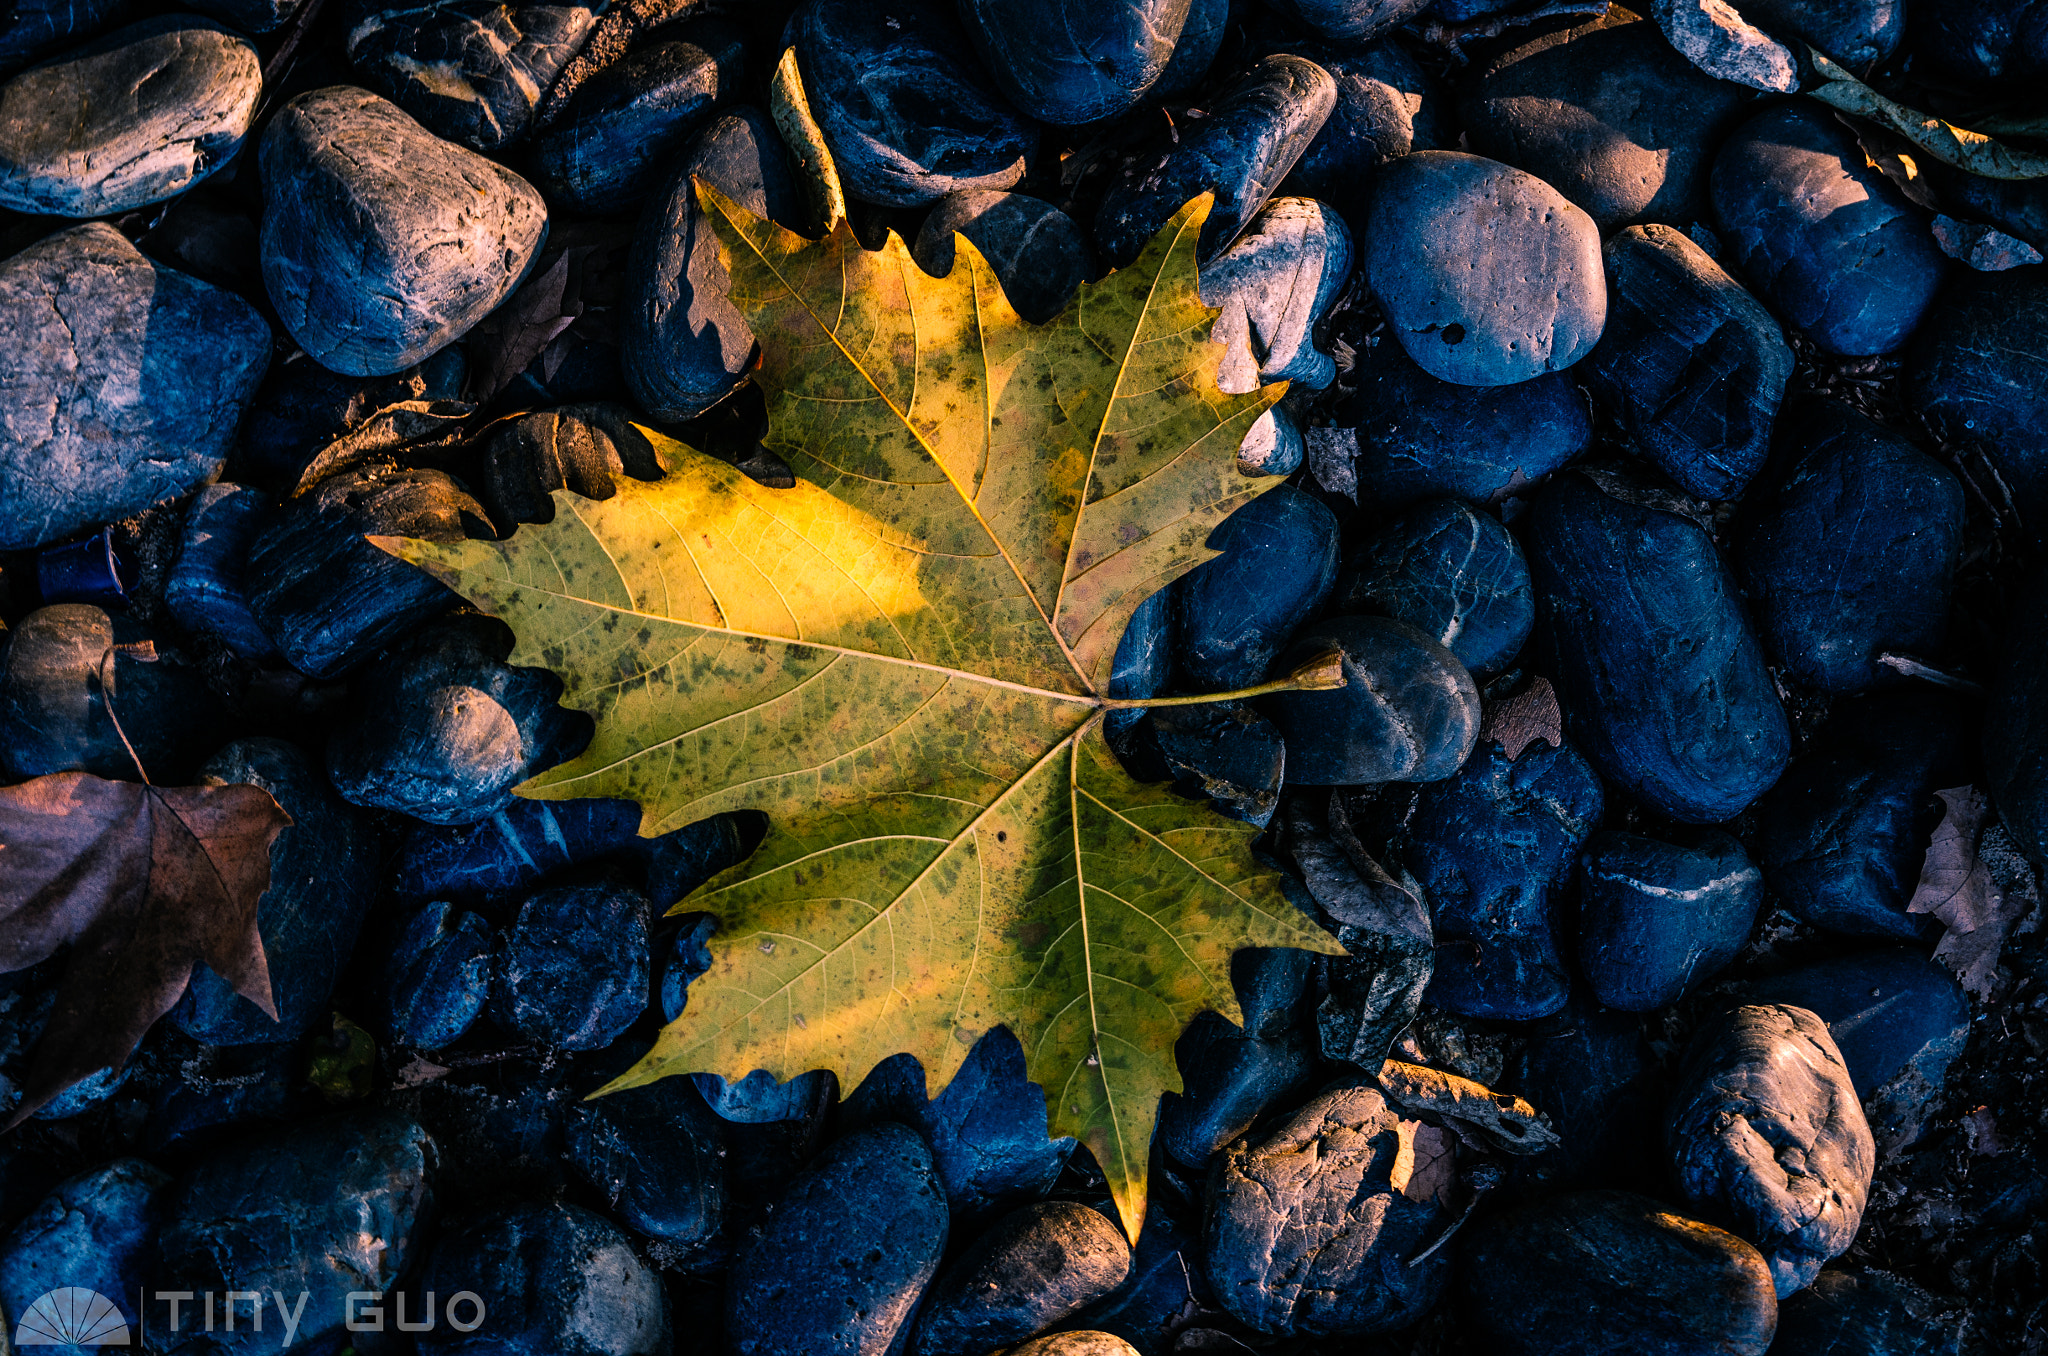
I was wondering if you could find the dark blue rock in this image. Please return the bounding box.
[1258,615,1480,786]
[151,1112,436,1356]
[174,738,383,1046]
[0,966,134,1120]
[0,17,260,217]
[1669,1003,1874,1297]
[379,898,495,1049]
[1403,738,1603,1021]
[1712,103,1946,358]
[0,0,124,74]
[1173,483,1338,692]
[913,188,1096,323]
[167,484,277,662]
[0,1159,169,1337]
[1153,0,1226,96]
[1347,338,1592,508]
[346,0,601,152]
[1461,6,1762,231]
[1205,1080,1454,1336]
[691,1067,834,1123]
[1583,223,1791,501]
[144,1042,305,1159]
[417,1202,670,1356]
[1523,475,1790,823]
[1279,39,1448,226]
[1146,700,1286,827]
[1577,829,1762,1012]
[478,401,667,534]
[1503,1002,1659,1193]
[1344,498,1533,674]
[1904,266,2048,530]
[245,464,486,679]
[1460,1190,1779,1356]
[1264,0,1429,42]
[727,1121,949,1355]
[260,87,549,377]
[490,880,650,1050]
[657,912,717,1020]
[386,1060,579,1197]
[236,347,467,493]
[1366,150,1605,386]
[957,0,1190,125]
[529,20,746,214]
[0,605,227,784]
[1093,54,1335,267]
[567,1060,727,1256]
[1735,400,1964,694]
[1159,947,1318,1167]
[911,1201,1131,1355]
[1744,0,1901,65]
[34,525,135,610]
[1202,196,1353,394]
[1757,691,1969,939]
[326,615,587,825]
[1910,0,2048,88]
[1770,1267,1963,1356]
[1109,584,1174,710]
[791,0,1038,208]
[1071,1207,1212,1354]
[1745,950,1971,1156]
[625,106,804,422]
[0,224,269,551]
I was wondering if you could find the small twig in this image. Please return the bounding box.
[1406,1162,1503,1267]
[1097,649,1345,709]
[1878,653,1986,697]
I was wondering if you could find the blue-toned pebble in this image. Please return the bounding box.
[1236,402,1305,477]
[957,0,1190,125]
[1757,691,1970,939]
[1174,483,1339,692]
[1576,829,1762,1012]
[0,1159,169,1336]
[1153,0,1227,97]
[1204,197,1352,395]
[1147,700,1287,828]
[1263,0,1430,42]
[911,1201,1130,1355]
[1582,223,1791,501]
[1403,738,1603,1021]
[1345,497,1533,674]
[1159,947,1318,1166]
[1503,1001,1659,1193]
[790,0,1038,208]
[1279,39,1448,227]
[567,1054,727,1255]
[1772,1268,1962,1356]
[144,1042,304,1159]
[1366,150,1605,386]
[1712,103,1946,358]
[379,898,494,1049]
[1523,475,1789,823]
[913,188,1096,324]
[1736,399,1964,694]
[1259,615,1480,786]
[167,484,277,661]
[1905,266,2048,529]
[1094,55,1335,266]
[490,881,650,1050]
[657,913,717,1021]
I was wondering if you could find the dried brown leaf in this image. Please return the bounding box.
[1912,787,2030,999]
[0,772,290,1124]
[1478,675,1562,761]
[1375,1058,1560,1155]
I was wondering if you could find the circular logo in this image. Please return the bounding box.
[13,1288,131,1348]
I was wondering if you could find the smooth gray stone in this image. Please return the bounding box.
[1202,196,1353,394]
[1257,615,1480,786]
[911,1201,1130,1354]
[260,86,549,378]
[913,188,1096,324]
[0,17,259,217]
[1669,1003,1874,1299]
[345,0,601,152]
[1366,150,1605,386]
[0,223,269,552]
[1582,223,1791,502]
[1279,39,1449,227]
[1204,1081,1453,1335]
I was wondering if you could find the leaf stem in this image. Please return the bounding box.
[1096,649,1346,709]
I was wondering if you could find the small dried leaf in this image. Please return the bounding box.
[467,251,585,401]
[1389,1119,1458,1204]
[1931,215,2044,270]
[1479,675,1562,761]
[1305,426,1358,503]
[1962,1105,2004,1157]
[1808,48,2048,179]
[1375,1058,1560,1155]
[1912,787,2030,999]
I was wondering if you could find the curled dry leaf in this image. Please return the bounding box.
[1478,675,1562,761]
[1375,1058,1561,1155]
[1807,48,2048,180]
[1912,786,2031,1000]
[385,191,1346,1242]
[0,772,290,1125]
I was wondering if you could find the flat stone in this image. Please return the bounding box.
[957,0,1191,125]
[566,1053,727,1258]
[166,485,277,662]
[260,86,548,378]
[1094,54,1335,266]
[791,0,1038,208]
[1462,6,1762,231]
[1582,223,1791,501]
[1735,399,1964,694]
[1741,0,1902,66]
[1459,1190,1778,1356]
[0,17,260,217]
[0,223,269,552]
[1668,1003,1874,1297]
[1712,102,1946,358]
[0,0,124,74]
[1159,947,1319,1166]
[1650,0,1796,91]
[1205,1080,1454,1336]
[1366,150,1605,386]
[1523,475,1789,823]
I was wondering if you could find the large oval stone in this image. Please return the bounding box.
[1905,266,2048,527]
[0,223,269,552]
[958,0,1191,126]
[1366,150,1605,386]
[260,86,548,377]
[1523,475,1788,822]
[0,17,260,217]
